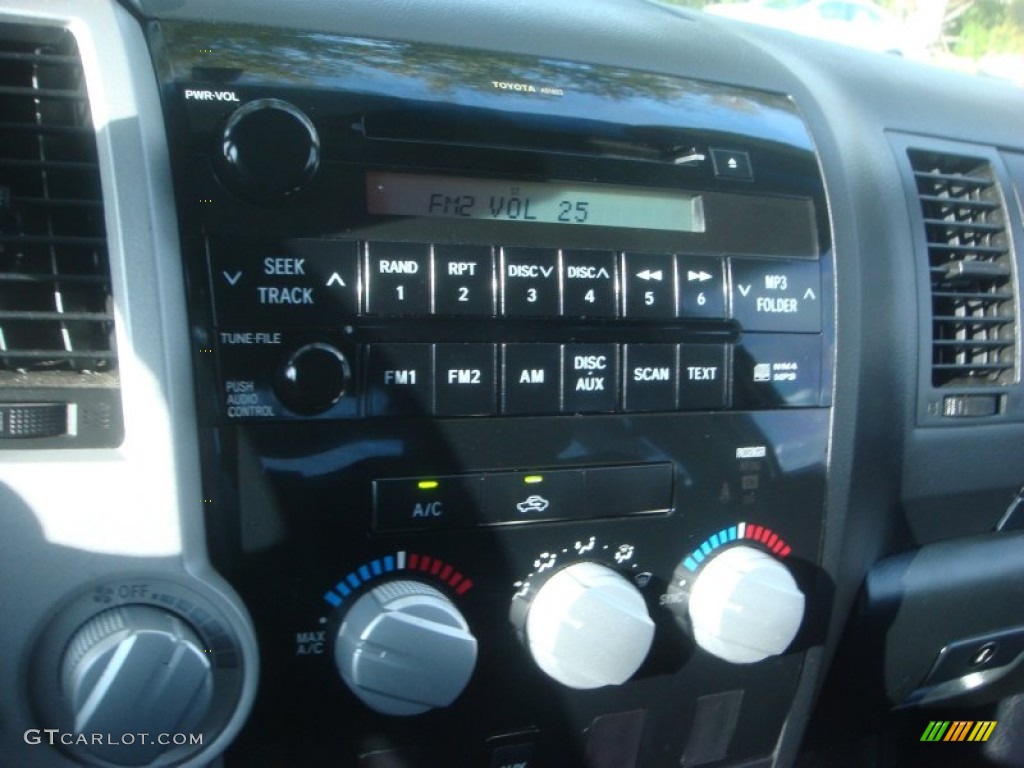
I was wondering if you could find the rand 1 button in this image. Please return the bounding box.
[501,246,560,316]
[583,464,673,519]
[365,344,434,416]
[563,344,619,413]
[734,333,822,408]
[434,343,497,416]
[622,252,676,319]
[502,344,562,415]
[365,241,431,315]
[730,257,822,332]
[433,244,495,316]
[677,255,725,319]
[373,475,483,532]
[678,344,728,410]
[210,238,360,325]
[561,250,618,318]
[479,469,584,524]
[623,345,677,412]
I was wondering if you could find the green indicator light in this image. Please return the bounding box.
[524,475,544,485]
[417,480,439,490]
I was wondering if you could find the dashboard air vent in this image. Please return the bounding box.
[0,23,122,447]
[908,149,1016,389]
[0,24,115,375]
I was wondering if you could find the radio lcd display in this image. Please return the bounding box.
[366,171,705,233]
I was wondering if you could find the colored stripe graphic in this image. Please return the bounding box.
[323,549,475,605]
[921,721,997,742]
[921,721,950,741]
[681,522,793,571]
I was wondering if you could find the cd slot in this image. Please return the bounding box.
[357,107,693,163]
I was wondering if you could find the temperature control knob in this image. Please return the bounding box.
[687,545,805,664]
[334,580,477,716]
[215,98,320,202]
[519,561,654,689]
[61,605,213,765]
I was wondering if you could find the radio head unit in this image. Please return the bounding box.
[156,20,833,768]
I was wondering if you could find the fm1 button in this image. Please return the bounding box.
[434,244,495,316]
[366,344,433,416]
[734,334,821,408]
[503,344,561,415]
[366,241,430,315]
[678,344,728,409]
[730,258,822,332]
[562,250,617,318]
[373,475,482,532]
[563,344,619,413]
[435,344,497,416]
[623,345,677,412]
[502,247,559,316]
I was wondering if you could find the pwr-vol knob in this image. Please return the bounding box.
[517,561,655,689]
[686,544,805,664]
[215,98,320,202]
[334,580,477,716]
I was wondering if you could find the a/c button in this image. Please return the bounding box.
[373,475,483,532]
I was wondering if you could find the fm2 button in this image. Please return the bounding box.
[435,344,497,416]
[563,344,619,413]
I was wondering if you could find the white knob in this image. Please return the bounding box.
[61,605,213,765]
[688,545,805,664]
[523,561,655,689]
[335,580,477,716]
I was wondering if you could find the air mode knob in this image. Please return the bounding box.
[686,545,805,664]
[518,561,655,689]
[60,605,214,765]
[216,98,320,202]
[334,580,477,716]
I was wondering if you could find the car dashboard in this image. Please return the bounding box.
[1,1,1023,767]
